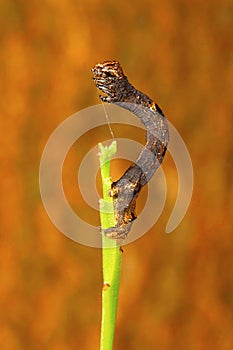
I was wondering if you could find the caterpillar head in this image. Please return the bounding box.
[92,61,127,102]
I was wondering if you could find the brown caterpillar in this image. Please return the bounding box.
[92,61,169,240]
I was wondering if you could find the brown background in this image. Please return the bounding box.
[1,0,232,349]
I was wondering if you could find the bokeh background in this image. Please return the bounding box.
[1,0,232,349]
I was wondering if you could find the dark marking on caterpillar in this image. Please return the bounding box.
[92,61,169,240]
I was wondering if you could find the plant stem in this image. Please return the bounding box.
[98,141,123,350]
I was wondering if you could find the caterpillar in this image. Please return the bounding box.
[92,61,169,240]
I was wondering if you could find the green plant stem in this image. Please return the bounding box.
[98,141,122,350]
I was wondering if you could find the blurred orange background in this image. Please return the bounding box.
[1,0,232,349]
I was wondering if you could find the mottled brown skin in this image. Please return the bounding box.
[92,61,169,240]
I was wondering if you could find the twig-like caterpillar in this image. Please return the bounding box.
[92,61,169,240]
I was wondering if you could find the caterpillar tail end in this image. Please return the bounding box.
[104,223,133,240]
